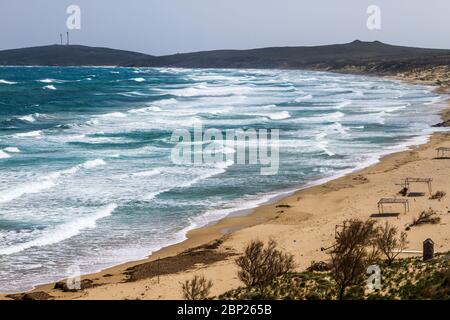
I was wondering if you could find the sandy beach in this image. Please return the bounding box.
[2,75,449,301]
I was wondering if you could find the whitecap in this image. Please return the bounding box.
[130,77,145,82]
[128,106,162,114]
[144,164,231,201]
[18,113,47,122]
[37,79,62,83]
[0,79,17,85]
[154,98,178,106]
[132,169,161,177]
[294,94,313,102]
[267,111,291,120]
[3,147,20,153]
[0,150,11,159]
[81,159,107,169]
[18,114,36,122]
[15,130,42,138]
[99,112,127,118]
[0,204,117,255]
[43,85,57,90]
[335,100,352,109]
[145,188,171,200]
[0,158,106,203]
[424,96,442,105]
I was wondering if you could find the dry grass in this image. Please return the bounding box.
[181,275,213,300]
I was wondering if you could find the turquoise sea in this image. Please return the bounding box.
[0,66,447,292]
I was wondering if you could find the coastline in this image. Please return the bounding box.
[1,74,449,300]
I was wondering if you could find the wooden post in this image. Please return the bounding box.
[157,258,160,284]
[423,238,434,261]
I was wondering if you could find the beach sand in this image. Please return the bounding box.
[2,77,449,300]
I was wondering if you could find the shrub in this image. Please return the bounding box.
[430,191,446,200]
[181,275,213,300]
[410,208,441,227]
[235,240,295,288]
[375,222,408,265]
[328,219,379,299]
[399,187,408,197]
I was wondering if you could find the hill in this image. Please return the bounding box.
[0,45,154,66]
[129,40,450,74]
[0,41,449,82]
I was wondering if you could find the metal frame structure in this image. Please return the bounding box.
[436,147,450,158]
[403,177,433,195]
[377,198,409,215]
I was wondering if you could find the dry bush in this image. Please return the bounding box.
[328,219,379,300]
[430,191,446,201]
[181,275,213,300]
[410,208,441,227]
[307,261,331,272]
[375,222,408,265]
[399,187,408,197]
[235,239,295,288]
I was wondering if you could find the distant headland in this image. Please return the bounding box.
[1,41,450,81]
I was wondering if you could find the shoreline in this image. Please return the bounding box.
[1,75,449,300]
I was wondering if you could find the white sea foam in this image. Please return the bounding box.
[99,112,127,118]
[145,188,171,200]
[43,85,57,90]
[3,147,20,153]
[86,119,100,126]
[128,106,162,114]
[335,100,352,109]
[0,79,17,85]
[0,159,106,204]
[424,96,442,105]
[14,130,42,138]
[81,159,107,169]
[130,77,145,82]
[184,188,297,234]
[294,94,313,102]
[316,132,335,156]
[18,114,36,122]
[0,150,11,159]
[132,169,161,177]
[267,111,291,120]
[0,178,57,204]
[37,79,64,84]
[18,113,47,122]
[154,98,178,106]
[145,162,233,201]
[0,204,117,255]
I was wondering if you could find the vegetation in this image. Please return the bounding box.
[221,220,447,300]
[221,253,450,300]
[235,240,295,290]
[399,187,408,197]
[410,208,441,228]
[181,275,213,300]
[430,191,446,201]
[328,219,379,299]
[375,222,408,265]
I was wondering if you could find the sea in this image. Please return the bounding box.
[0,66,447,292]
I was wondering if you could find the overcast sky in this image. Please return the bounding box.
[0,0,448,55]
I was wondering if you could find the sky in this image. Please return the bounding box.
[0,0,449,55]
